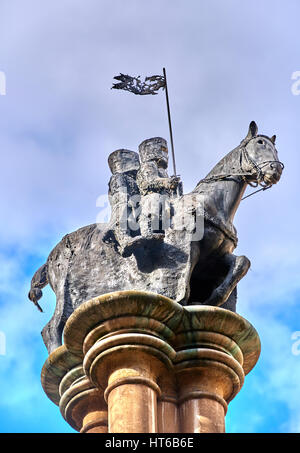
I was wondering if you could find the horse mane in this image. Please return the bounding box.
[193,133,274,194]
[193,144,242,193]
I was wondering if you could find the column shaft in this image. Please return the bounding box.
[157,399,179,433]
[179,394,226,433]
[108,382,157,433]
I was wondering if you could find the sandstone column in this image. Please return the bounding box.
[63,290,183,433]
[157,370,179,433]
[173,306,261,433]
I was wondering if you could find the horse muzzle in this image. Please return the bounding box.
[262,162,283,185]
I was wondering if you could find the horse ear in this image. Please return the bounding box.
[245,121,258,140]
[270,135,276,144]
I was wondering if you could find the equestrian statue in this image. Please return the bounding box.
[28,121,283,353]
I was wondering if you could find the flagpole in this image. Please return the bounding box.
[163,67,177,177]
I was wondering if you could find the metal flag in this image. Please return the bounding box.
[111,73,166,95]
[111,69,177,178]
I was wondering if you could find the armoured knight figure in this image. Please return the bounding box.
[122,137,182,256]
[102,149,141,256]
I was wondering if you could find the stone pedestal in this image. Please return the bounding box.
[63,291,182,433]
[41,345,108,433]
[41,290,260,433]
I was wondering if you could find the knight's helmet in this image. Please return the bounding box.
[138,137,168,169]
[107,149,140,213]
[108,149,140,175]
[104,150,140,242]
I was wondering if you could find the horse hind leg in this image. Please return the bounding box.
[221,286,237,312]
[205,254,250,310]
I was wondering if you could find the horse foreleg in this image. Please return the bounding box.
[205,254,250,308]
[28,263,48,312]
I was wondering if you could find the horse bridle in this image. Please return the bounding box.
[240,139,284,188]
[197,136,284,197]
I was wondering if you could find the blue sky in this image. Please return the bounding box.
[0,0,300,433]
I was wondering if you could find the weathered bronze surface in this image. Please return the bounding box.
[29,121,283,353]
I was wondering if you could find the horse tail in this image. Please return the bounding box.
[28,263,48,313]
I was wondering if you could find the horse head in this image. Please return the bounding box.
[240,121,284,188]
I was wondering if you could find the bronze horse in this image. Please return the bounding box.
[187,120,283,309]
[29,121,283,353]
